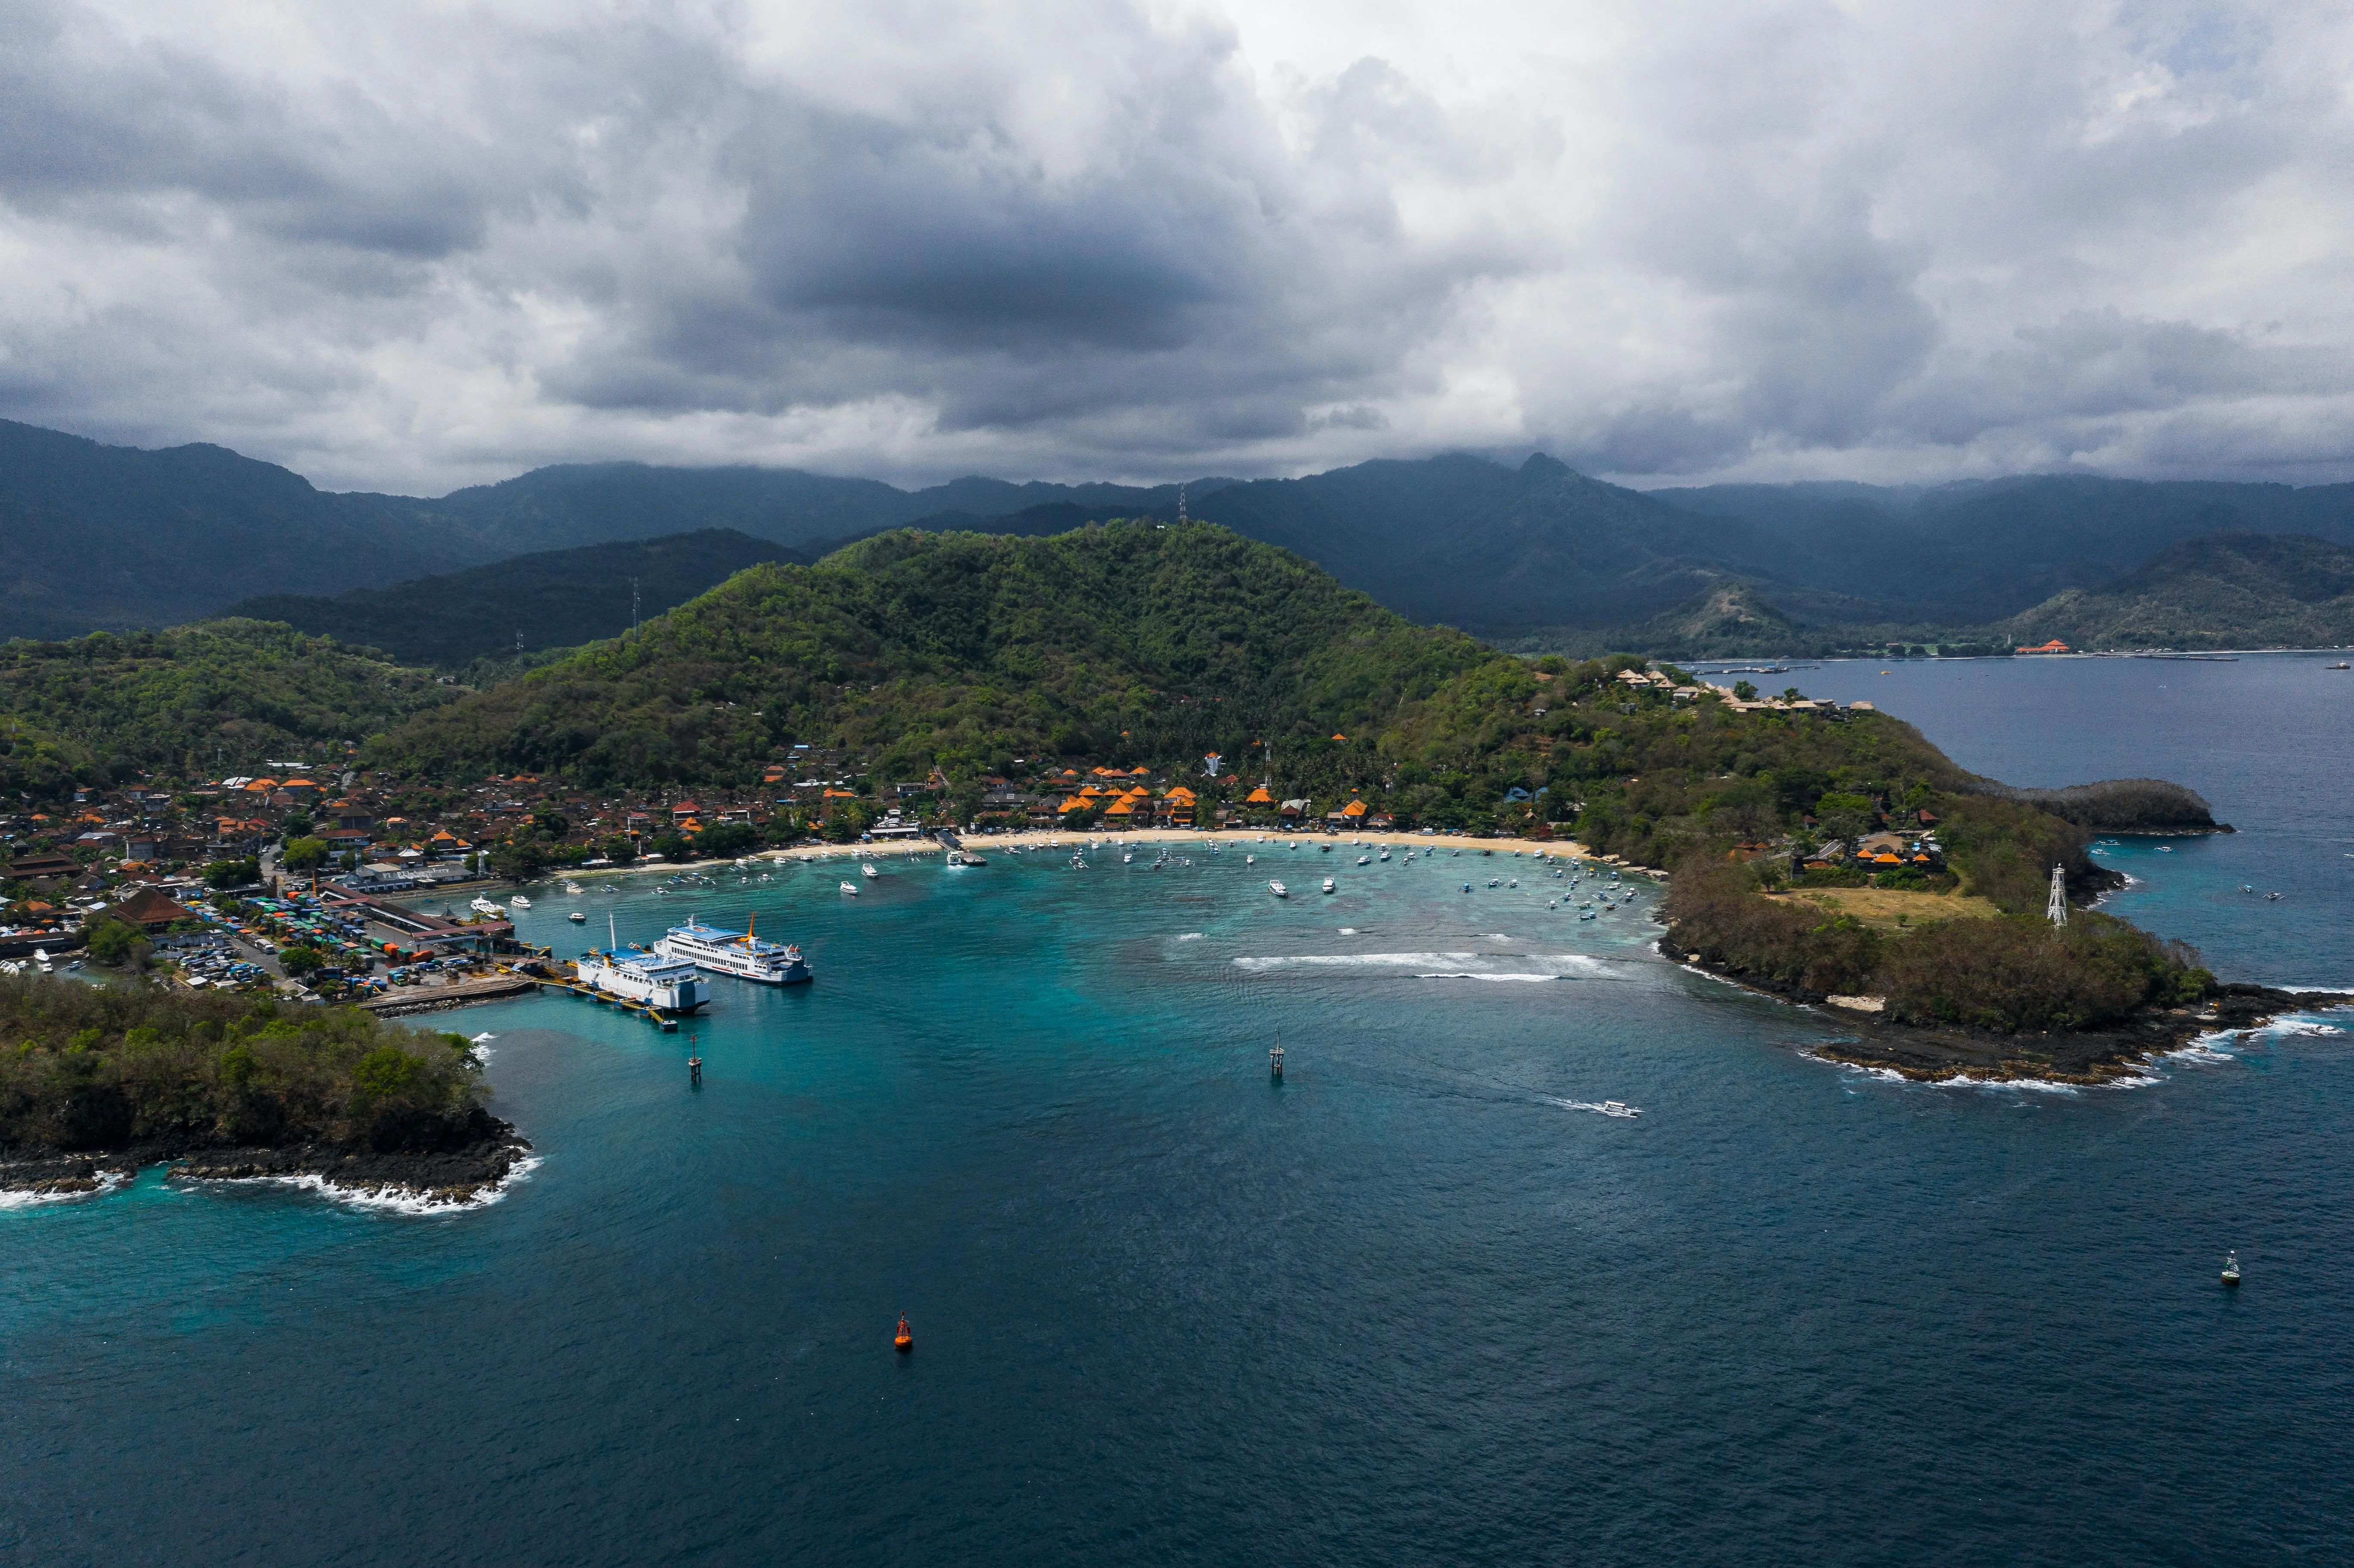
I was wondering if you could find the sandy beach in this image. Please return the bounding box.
[525,825,1667,884]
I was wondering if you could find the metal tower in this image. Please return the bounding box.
[1177,482,1187,524]
[2046,863,2068,927]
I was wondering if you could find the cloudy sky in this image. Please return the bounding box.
[2,0,2349,493]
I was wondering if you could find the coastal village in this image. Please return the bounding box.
[0,666,1926,1010]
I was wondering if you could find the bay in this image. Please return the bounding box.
[6,658,2351,1566]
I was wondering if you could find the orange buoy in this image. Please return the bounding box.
[894,1314,913,1353]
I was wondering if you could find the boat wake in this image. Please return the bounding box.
[1232,951,1616,979]
[1543,1097,1643,1117]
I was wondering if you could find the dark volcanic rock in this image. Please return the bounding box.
[0,1111,532,1207]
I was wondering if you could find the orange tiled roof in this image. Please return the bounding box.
[1103,799,1134,815]
[1245,786,1273,804]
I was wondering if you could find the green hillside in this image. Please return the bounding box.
[2001,533,2354,650]
[371,522,1503,789]
[0,620,452,796]
[224,528,800,667]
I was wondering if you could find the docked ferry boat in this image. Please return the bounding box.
[575,942,708,1012]
[652,917,812,985]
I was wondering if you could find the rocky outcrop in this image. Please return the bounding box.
[0,1111,532,1207]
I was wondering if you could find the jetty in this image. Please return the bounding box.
[358,974,540,1017]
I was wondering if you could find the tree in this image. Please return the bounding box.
[84,914,151,970]
[1733,680,1758,700]
[281,837,330,873]
[203,856,261,889]
[279,945,325,978]
[599,834,637,865]
[280,812,316,842]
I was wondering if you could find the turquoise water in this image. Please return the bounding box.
[7,662,2352,1565]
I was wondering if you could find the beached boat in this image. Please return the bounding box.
[654,916,811,984]
[1268,880,1289,898]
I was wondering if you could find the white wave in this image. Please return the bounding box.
[1337,927,1358,935]
[175,1154,541,1215]
[2255,1017,2347,1038]
[1420,972,1559,982]
[0,1168,133,1210]
[1942,1076,2081,1095]
[1175,932,1204,941]
[1233,951,1614,977]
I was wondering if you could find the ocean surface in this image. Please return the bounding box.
[7,656,2351,1566]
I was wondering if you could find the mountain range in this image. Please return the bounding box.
[10,417,2354,651]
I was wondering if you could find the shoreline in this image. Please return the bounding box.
[1668,940,2347,1085]
[0,1115,533,1210]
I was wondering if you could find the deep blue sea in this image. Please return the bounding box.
[7,656,2351,1566]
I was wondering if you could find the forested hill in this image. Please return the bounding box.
[1999,533,2354,651]
[223,529,801,668]
[0,621,452,796]
[370,523,1505,788]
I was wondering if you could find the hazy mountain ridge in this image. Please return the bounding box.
[15,417,2354,650]
[1999,533,2354,650]
[221,528,809,668]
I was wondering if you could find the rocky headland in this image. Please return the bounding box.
[0,1106,532,1207]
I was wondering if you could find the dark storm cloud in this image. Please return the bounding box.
[0,0,2347,490]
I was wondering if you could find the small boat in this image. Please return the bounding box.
[510,894,532,909]
[1322,877,1336,894]
[1357,855,1370,866]
[1599,1101,1640,1118]
[568,911,587,923]
[2222,1251,2241,1286]
[1123,852,1133,864]
[470,896,506,917]
[862,862,879,879]
[1268,880,1289,899]
[2329,662,2350,671]
[2266,891,2282,900]
[895,1315,913,1353]
[564,881,583,895]
[840,880,859,896]
[1378,849,1390,862]
[1246,855,1255,865]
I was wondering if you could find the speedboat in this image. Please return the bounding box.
[840,880,859,895]
[1268,880,1289,899]
[1357,855,1370,866]
[862,862,879,879]
[1246,855,1255,865]
[1379,849,1391,862]
[1599,1101,1640,1118]
[563,881,584,895]
[1322,877,1336,894]
[510,894,532,909]
[568,911,587,923]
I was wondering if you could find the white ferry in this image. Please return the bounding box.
[575,947,707,1012]
[653,917,812,985]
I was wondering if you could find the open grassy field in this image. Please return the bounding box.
[1767,886,2004,932]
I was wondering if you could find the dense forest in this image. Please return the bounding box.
[0,619,454,796]
[371,522,1505,790]
[0,977,488,1156]
[224,528,800,668]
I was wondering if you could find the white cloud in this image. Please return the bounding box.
[0,0,2348,492]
